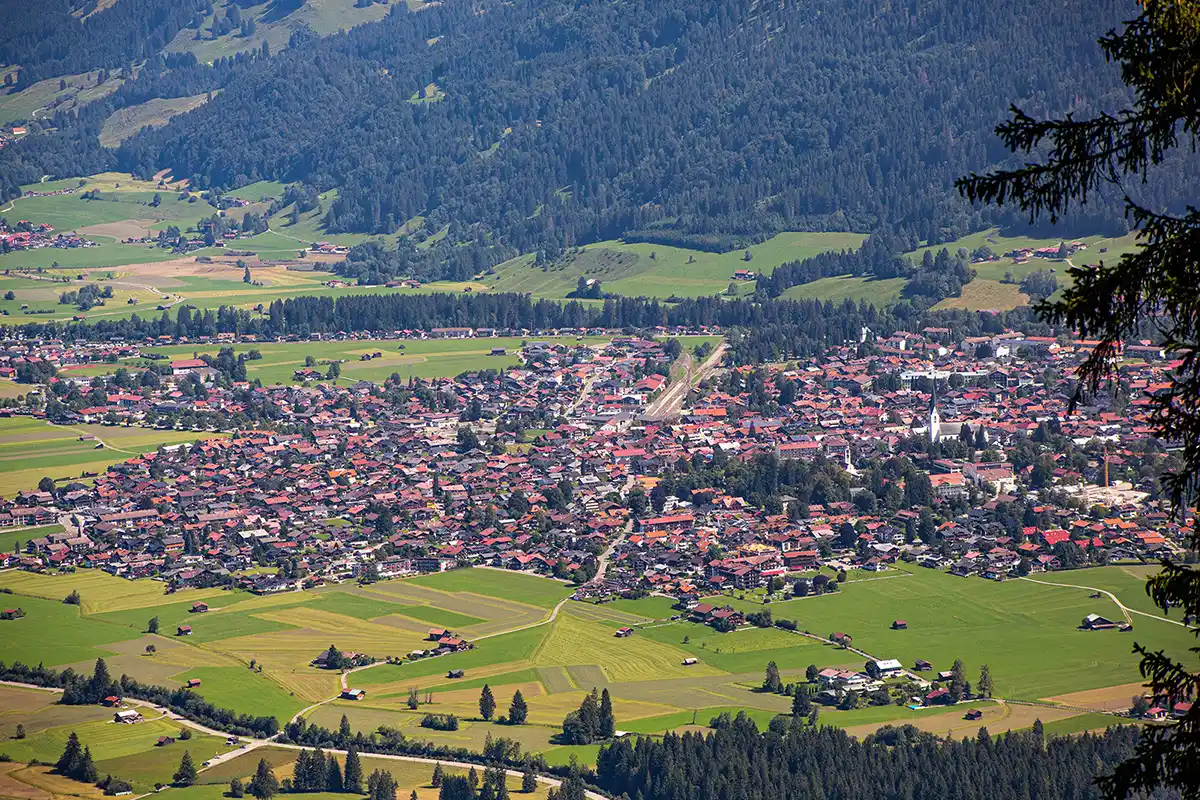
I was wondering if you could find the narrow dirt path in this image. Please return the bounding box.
[1019,575,1192,628]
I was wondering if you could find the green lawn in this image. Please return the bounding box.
[406,569,572,610]
[0,594,145,667]
[173,666,307,723]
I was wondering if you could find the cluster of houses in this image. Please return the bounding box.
[0,220,96,251]
[0,325,1188,610]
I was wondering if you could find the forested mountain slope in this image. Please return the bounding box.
[0,0,208,84]
[115,0,1184,254]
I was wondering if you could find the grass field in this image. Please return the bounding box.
[933,279,1028,311]
[0,70,129,126]
[487,233,867,299]
[0,558,1181,769]
[0,417,226,497]
[138,337,613,385]
[406,569,572,610]
[782,275,907,305]
[164,0,404,63]
[99,95,212,147]
[699,566,1196,700]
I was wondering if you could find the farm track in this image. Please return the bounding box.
[1019,576,1193,628]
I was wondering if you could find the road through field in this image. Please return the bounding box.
[1019,576,1192,628]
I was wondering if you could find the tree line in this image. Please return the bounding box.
[0,657,279,738]
[594,714,1172,800]
[1,290,1060,368]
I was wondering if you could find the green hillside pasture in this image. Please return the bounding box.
[0,70,127,126]
[90,590,292,640]
[166,0,398,63]
[0,565,233,614]
[724,567,1197,700]
[357,581,548,640]
[0,418,224,497]
[533,608,723,683]
[933,278,1028,311]
[405,568,573,610]
[1040,712,1132,737]
[192,746,553,800]
[783,275,908,305]
[100,95,211,147]
[173,666,307,723]
[487,232,867,299]
[909,228,1144,276]
[1019,565,1183,621]
[263,188,378,248]
[227,181,288,203]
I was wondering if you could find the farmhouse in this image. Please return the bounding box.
[872,658,903,677]
[191,602,208,613]
[176,625,192,635]
[114,709,142,723]
[341,688,366,700]
[615,626,634,638]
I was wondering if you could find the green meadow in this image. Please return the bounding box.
[0,557,1177,778]
[0,416,226,498]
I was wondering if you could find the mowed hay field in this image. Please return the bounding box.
[0,416,226,498]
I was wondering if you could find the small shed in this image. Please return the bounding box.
[446,669,465,679]
[891,619,908,630]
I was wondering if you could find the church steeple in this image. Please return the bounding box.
[928,374,940,442]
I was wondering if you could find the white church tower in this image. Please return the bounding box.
[928,376,941,443]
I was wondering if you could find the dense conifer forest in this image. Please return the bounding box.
[0,0,209,84]
[2,290,1049,366]
[595,715,1181,800]
[3,0,1197,283]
